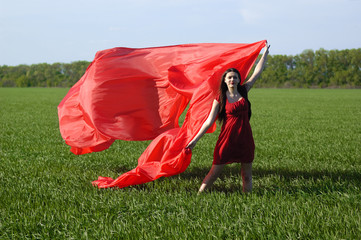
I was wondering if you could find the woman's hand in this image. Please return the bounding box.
[264,42,270,55]
[185,140,197,150]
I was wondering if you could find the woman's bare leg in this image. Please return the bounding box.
[198,164,225,193]
[241,162,252,193]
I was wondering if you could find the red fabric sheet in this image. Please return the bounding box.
[58,40,266,188]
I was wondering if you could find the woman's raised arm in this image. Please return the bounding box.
[244,43,270,92]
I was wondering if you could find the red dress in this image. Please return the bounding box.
[213,96,255,165]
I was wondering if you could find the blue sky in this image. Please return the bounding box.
[1,0,360,65]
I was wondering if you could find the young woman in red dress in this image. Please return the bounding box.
[186,43,270,194]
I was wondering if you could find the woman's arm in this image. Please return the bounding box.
[185,99,220,150]
[244,43,270,92]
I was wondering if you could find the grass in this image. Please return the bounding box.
[0,88,360,239]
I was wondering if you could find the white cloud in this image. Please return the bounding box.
[239,8,262,24]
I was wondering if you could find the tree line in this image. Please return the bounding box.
[0,61,90,87]
[254,48,361,88]
[0,48,360,88]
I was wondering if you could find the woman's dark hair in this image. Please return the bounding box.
[218,68,251,123]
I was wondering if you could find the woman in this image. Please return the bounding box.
[186,43,270,193]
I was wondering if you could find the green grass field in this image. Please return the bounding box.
[1,88,360,239]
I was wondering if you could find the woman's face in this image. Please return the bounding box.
[224,72,240,89]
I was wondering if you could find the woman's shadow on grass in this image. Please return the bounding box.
[176,165,361,194]
[112,163,360,194]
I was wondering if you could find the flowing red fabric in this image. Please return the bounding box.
[58,40,266,188]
